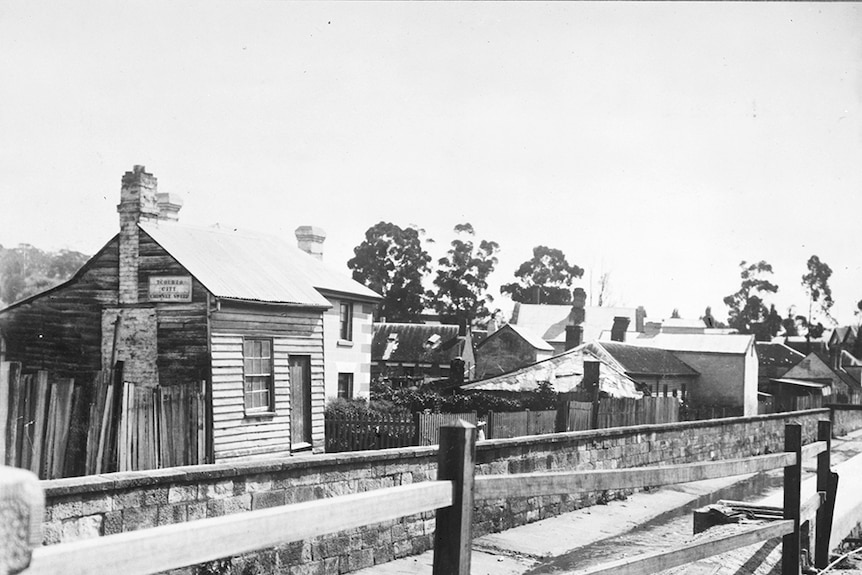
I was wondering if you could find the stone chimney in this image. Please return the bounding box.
[117,165,159,304]
[611,316,630,342]
[156,192,183,221]
[295,226,326,260]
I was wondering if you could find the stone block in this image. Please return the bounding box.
[42,520,63,545]
[77,514,103,539]
[112,490,143,510]
[223,494,252,514]
[103,510,123,535]
[252,490,285,510]
[51,498,83,520]
[348,549,374,571]
[167,484,197,504]
[80,494,112,515]
[203,480,234,500]
[187,501,206,521]
[123,506,158,531]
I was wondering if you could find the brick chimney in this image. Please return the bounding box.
[565,288,587,350]
[611,316,630,342]
[117,165,159,304]
[295,226,326,260]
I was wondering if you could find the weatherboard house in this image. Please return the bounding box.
[0,166,380,461]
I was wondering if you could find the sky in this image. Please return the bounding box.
[1,1,861,326]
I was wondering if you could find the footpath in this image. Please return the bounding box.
[354,429,862,575]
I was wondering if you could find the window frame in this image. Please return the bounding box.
[337,372,354,399]
[242,337,275,415]
[339,301,354,342]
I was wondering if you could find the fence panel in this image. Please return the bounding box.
[596,397,679,429]
[565,401,593,431]
[417,412,477,446]
[487,410,556,439]
[324,415,416,452]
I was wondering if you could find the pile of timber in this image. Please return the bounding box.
[117,382,206,471]
[2,360,206,478]
[87,365,206,473]
[2,362,79,479]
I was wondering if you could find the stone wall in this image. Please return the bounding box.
[39,409,830,575]
[829,404,862,437]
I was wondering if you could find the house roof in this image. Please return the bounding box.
[829,326,858,346]
[140,221,380,306]
[630,333,754,355]
[372,323,464,364]
[755,342,805,369]
[479,324,554,352]
[588,341,699,377]
[510,303,639,345]
[461,343,642,397]
[771,378,831,391]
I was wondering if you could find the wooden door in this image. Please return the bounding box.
[289,355,312,447]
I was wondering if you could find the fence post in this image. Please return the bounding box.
[432,420,476,575]
[783,423,802,575]
[814,420,835,569]
[0,466,43,575]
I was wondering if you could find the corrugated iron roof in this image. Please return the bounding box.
[140,221,380,306]
[590,341,699,377]
[462,344,642,397]
[372,323,463,364]
[755,342,805,368]
[510,303,640,344]
[494,324,555,351]
[630,333,754,355]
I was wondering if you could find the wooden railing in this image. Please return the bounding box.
[5,421,837,575]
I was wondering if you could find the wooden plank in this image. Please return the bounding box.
[28,372,50,477]
[801,440,827,461]
[800,492,823,522]
[575,520,794,575]
[53,379,72,479]
[0,362,11,464]
[474,452,796,499]
[22,479,454,575]
[432,423,476,575]
[783,423,802,575]
[815,419,834,569]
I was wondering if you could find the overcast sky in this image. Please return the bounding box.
[2,1,861,325]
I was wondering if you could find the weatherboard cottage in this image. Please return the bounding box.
[0,166,380,462]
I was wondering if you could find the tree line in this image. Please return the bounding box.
[721,255,843,341]
[347,221,587,327]
[0,227,854,340]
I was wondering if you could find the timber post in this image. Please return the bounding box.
[432,420,476,575]
[0,466,43,575]
[782,423,802,575]
[814,419,835,569]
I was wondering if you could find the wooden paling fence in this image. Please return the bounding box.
[486,409,557,439]
[596,396,679,429]
[416,411,477,446]
[324,414,416,453]
[1,360,206,477]
[118,383,206,472]
[325,411,479,452]
[565,400,593,431]
[8,420,837,575]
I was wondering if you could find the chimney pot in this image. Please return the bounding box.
[295,225,327,260]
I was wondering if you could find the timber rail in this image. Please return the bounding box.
[2,420,837,575]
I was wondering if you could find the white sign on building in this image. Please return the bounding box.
[148,276,192,302]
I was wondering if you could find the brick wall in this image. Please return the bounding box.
[40,409,829,575]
